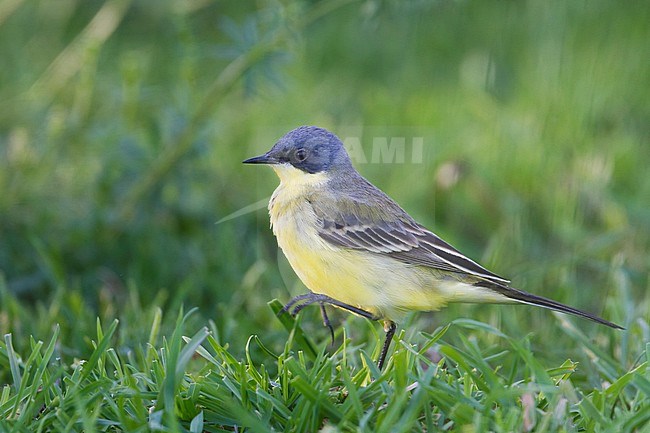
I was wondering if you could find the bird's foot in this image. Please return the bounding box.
[319,304,335,345]
[281,292,379,320]
[281,293,393,369]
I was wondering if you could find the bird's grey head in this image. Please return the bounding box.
[243,126,352,174]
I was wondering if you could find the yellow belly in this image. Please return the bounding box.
[271,199,375,305]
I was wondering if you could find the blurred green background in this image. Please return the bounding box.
[1,0,648,365]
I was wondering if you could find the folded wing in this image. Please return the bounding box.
[312,197,510,286]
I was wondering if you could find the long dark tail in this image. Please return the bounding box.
[480,283,624,329]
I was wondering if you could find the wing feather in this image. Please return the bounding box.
[313,195,510,285]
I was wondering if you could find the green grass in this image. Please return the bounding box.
[1,0,649,431]
[0,298,648,432]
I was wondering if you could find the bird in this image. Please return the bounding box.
[243,126,623,370]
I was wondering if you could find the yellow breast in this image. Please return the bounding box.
[268,165,384,313]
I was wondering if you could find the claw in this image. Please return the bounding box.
[280,293,314,316]
[320,304,335,345]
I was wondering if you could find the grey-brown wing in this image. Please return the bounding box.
[314,200,510,285]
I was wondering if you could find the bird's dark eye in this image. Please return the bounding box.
[295,148,307,162]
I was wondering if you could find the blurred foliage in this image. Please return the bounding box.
[0,0,649,374]
[1,0,649,431]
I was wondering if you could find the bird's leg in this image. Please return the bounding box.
[319,304,335,345]
[281,292,386,356]
[286,292,379,320]
[377,320,396,370]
